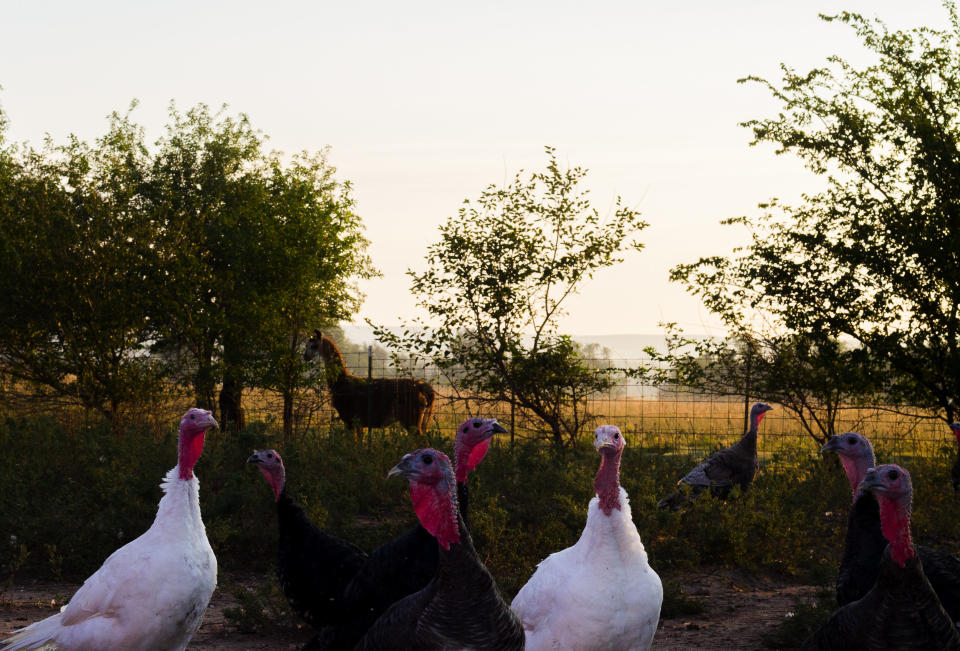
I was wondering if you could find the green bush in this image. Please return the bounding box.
[3,414,960,616]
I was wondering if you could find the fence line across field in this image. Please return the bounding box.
[238,352,953,461]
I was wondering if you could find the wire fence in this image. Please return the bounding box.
[0,351,950,460]
[232,352,954,461]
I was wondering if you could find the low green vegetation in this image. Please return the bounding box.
[761,588,836,649]
[3,416,960,634]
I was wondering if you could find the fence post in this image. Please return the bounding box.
[365,346,373,443]
[510,389,515,446]
[744,346,752,431]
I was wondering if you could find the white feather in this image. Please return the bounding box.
[511,487,662,651]
[2,467,217,651]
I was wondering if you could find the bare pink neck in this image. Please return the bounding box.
[178,429,206,480]
[594,448,622,516]
[410,481,460,550]
[878,496,914,567]
[259,466,286,501]
[454,439,490,484]
[744,411,765,440]
[840,455,872,499]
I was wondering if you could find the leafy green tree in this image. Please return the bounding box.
[672,5,960,423]
[0,99,374,428]
[0,105,163,417]
[146,103,265,417]
[247,151,374,439]
[146,104,376,432]
[375,147,646,446]
[646,326,887,444]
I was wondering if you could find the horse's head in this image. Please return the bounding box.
[305,330,342,365]
[304,329,323,361]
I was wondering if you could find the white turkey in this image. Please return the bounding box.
[1,408,220,651]
[511,425,662,651]
[658,402,772,509]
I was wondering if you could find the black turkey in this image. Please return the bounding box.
[801,464,960,650]
[658,402,772,509]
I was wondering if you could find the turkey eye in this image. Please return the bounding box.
[614,433,620,440]
[190,414,195,420]
[888,469,899,480]
[473,420,482,428]
[267,453,273,458]
[422,454,433,465]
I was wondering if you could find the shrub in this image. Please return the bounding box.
[3,413,960,639]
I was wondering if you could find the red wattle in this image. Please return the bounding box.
[410,481,459,550]
[466,440,490,473]
[178,432,206,480]
[839,455,868,498]
[594,448,622,516]
[878,497,915,567]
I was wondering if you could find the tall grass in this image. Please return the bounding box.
[2,414,959,603]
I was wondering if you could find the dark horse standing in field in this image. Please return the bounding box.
[304,330,436,440]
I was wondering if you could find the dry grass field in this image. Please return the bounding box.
[232,385,951,461]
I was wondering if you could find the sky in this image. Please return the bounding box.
[1,1,953,337]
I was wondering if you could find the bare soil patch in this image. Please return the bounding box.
[1,569,819,650]
[656,568,820,650]
[0,579,313,650]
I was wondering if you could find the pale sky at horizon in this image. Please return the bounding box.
[2,1,952,337]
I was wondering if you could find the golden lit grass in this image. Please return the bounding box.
[226,385,954,461]
[4,378,951,460]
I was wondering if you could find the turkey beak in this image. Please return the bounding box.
[200,410,219,431]
[858,469,886,494]
[481,421,507,441]
[388,454,416,480]
[595,432,617,451]
[820,436,841,455]
[247,452,262,464]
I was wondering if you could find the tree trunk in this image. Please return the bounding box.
[219,371,245,432]
[282,389,294,440]
[194,361,217,410]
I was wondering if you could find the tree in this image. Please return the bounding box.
[646,325,888,445]
[147,104,375,432]
[375,147,646,446]
[147,103,265,418]
[672,5,960,423]
[0,104,164,418]
[247,151,374,439]
[0,100,374,428]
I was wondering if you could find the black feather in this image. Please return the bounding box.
[837,491,960,623]
[274,491,369,629]
[354,512,524,651]
[311,482,473,650]
[803,548,960,650]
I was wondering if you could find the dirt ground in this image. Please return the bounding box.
[0,569,818,650]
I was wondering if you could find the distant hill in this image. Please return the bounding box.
[572,334,669,361]
[341,325,675,363]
